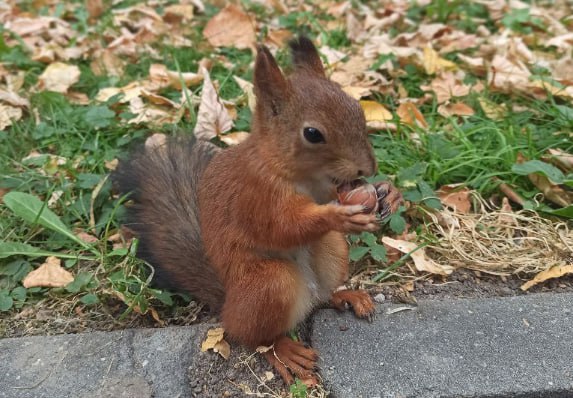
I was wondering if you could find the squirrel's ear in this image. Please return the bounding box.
[254,45,289,116]
[289,36,325,77]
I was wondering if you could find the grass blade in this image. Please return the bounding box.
[0,242,96,260]
[3,192,98,254]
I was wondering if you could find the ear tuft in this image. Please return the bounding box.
[253,45,289,116]
[289,35,325,76]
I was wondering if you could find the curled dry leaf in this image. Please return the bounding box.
[437,185,472,213]
[0,104,23,131]
[547,149,573,172]
[421,72,471,104]
[22,256,74,288]
[194,67,233,140]
[203,4,256,50]
[0,89,30,108]
[478,97,507,120]
[201,327,231,360]
[38,62,81,93]
[220,132,250,146]
[149,64,203,91]
[437,102,475,117]
[382,237,454,275]
[233,76,256,112]
[521,265,573,291]
[396,102,428,129]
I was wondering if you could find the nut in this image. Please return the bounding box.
[337,180,378,213]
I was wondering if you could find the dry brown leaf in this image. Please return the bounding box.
[397,102,428,129]
[521,265,573,291]
[91,50,125,77]
[437,102,475,117]
[422,46,457,75]
[105,159,119,171]
[145,133,167,149]
[22,257,74,288]
[422,72,471,104]
[86,0,104,21]
[194,67,233,140]
[437,185,472,213]
[220,131,250,146]
[201,327,231,360]
[382,237,454,275]
[163,4,194,23]
[38,62,81,93]
[203,4,256,50]
[233,76,256,112]
[149,64,203,90]
[0,104,23,131]
[547,149,573,172]
[488,55,530,91]
[0,90,30,108]
[75,231,99,244]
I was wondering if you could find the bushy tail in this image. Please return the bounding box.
[112,136,225,312]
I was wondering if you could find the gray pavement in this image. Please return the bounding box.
[1,293,572,398]
[313,292,573,398]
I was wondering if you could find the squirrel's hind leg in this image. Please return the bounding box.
[220,258,319,384]
[311,232,376,321]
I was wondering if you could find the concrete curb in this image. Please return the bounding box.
[313,292,573,398]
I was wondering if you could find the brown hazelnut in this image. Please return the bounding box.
[337,180,379,214]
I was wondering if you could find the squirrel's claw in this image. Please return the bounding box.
[330,289,376,321]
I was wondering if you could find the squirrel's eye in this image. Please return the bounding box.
[303,127,325,144]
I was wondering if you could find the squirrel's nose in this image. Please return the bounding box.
[357,153,377,178]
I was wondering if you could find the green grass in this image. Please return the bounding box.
[1,0,572,332]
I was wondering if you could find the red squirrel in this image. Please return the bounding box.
[113,36,402,385]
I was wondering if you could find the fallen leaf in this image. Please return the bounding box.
[360,100,392,121]
[547,149,573,172]
[220,131,250,146]
[22,257,74,288]
[437,102,475,117]
[382,237,454,275]
[194,68,233,140]
[203,4,256,50]
[478,97,507,120]
[521,264,573,291]
[0,89,30,108]
[422,46,457,75]
[233,76,256,112]
[0,104,23,130]
[437,185,472,213]
[422,72,471,104]
[201,327,231,360]
[149,64,203,90]
[488,55,530,92]
[91,50,125,77]
[396,102,428,129]
[38,62,81,93]
[163,4,194,23]
[75,231,99,244]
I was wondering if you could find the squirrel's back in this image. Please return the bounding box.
[112,136,225,311]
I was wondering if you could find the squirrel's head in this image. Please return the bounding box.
[252,36,377,202]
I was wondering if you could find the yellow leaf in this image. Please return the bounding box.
[22,257,74,288]
[521,265,573,291]
[201,327,231,360]
[381,237,454,275]
[360,100,392,122]
[203,4,256,50]
[38,62,81,93]
[422,47,457,75]
[478,98,507,120]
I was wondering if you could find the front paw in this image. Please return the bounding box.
[331,204,380,234]
[374,181,404,219]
